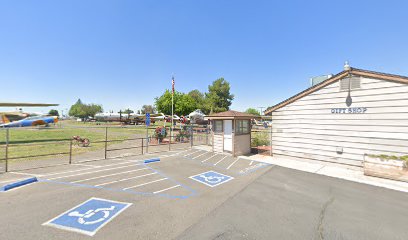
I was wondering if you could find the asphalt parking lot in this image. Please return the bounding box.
[1,148,408,240]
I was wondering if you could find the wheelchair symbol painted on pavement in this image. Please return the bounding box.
[190,171,233,187]
[43,198,132,236]
[68,206,116,225]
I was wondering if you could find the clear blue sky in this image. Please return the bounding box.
[1,0,408,114]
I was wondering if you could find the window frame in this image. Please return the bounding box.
[235,119,250,135]
[213,120,223,134]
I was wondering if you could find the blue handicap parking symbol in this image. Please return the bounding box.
[43,198,132,236]
[189,171,234,187]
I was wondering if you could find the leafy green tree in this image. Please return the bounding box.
[69,99,103,119]
[205,78,234,114]
[188,89,205,107]
[122,108,134,115]
[48,109,59,116]
[245,108,260,116]
[155,90,196,116]
[141,105,156,114]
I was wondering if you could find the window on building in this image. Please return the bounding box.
[340,76,361,91]
[213,120,223,133]
[236,120,250,134]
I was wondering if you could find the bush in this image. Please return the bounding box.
[251,131,270,147]
[176,126,191,142]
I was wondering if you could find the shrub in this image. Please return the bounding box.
[251,131,270,147]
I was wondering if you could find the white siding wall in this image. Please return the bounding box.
[272,77,408,167]
[213,134,223,153]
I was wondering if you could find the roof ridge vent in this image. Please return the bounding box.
[344,61,351,71]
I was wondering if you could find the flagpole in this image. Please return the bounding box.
[171,75,174,142]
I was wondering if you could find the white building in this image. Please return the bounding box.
[265,65,408,167]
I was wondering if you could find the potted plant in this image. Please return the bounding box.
[363,154,408,182]
[153,126,167,143]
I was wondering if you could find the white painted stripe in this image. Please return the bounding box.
[192,152,209,159]
[8,172,43,177]
[214,155,228,166]
[42,161,136,177]
[71,168,148,183]
[46,164,137,180]
[153,185,180,194]
[201,154,218,163]
[227,159,239,170]
[72,163,100,168]
[249,161,254,166]
[95,172,157,187]
[123,178,167,190]
[184,150,201,157]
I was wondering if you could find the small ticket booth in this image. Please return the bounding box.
[207,110,255,157]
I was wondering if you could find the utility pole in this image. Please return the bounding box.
[258,107,265,116]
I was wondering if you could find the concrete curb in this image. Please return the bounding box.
[144,158,160,164]
[0,177,38,192]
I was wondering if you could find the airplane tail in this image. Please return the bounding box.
[1,114,10,124]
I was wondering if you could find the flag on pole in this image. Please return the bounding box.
[172,76,175,95]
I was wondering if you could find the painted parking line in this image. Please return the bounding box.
[41,161,136,177]
[71,167,148,183]
[94,172,157,187]
[213,155,228,166]
[153,185,181,194]
[46,164,139,180]
[123,178,167,190]
[201,154,218,163]
[189,171,234,187]
[192,151,209,159]
[226,159,240,170]
[43,197,131,236]
[184,150,201,157]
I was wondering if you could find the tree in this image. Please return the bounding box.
[188,89,205,107]
[205,78,234,113]
[155,90,196,116]
[122,108,134,115]
[68,99,103,119]
[141,105,156,114]
[245,108,260,116]
[48,109,59,116]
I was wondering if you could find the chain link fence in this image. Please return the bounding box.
[0,124,210,172]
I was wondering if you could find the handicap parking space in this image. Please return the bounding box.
[0,148,273,239]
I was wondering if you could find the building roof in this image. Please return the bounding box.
[265,67,408,115]
[207,110,257,119]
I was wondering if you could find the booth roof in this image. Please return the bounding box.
[206,110,257,120]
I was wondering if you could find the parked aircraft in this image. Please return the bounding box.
[94,112,166,125]
[0,116,58,128]
[189,109,207,124]
[0,102,59,128]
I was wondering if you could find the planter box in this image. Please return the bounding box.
[363,155,408,183]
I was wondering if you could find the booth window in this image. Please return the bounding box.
[213,120,223,133]
[236,120,250,134]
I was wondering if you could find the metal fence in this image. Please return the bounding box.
[0,124,210,172]
[250,126,272,156]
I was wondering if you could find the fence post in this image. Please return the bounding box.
[190,125,193,148]
[104,127,108,159]
[206,125,209,145]
[69,139,73,164]
[5,128,9,172]
[141,138,144,155]
[168,133,171,151]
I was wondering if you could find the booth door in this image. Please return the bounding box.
[223,120,233,152]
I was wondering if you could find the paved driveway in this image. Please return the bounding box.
[1,149,407,240]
